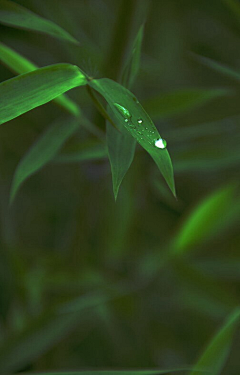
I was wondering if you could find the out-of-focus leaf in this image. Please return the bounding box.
[0,42,80,116]
[172,183,238,255]
[121,23,144,88]
[89,78,175,196]
[53,140,107,163]
[0,63,87,126]
[143,89,232,120]
[0,0,79,44]
[189,308,240,375]
[0,293,113,375]
[222,0,240,22]
[191,53,240,82]
[10,117,79,203]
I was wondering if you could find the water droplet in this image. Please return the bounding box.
[113,103,131,120]
[137,118,143,124]
[154,138,167,149]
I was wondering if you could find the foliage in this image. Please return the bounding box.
[0,0,239,374]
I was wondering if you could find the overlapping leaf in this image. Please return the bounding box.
[10,117,80,203]
[172,183,238,255]
[89,78,175,196]
[0,0,79,44]
[0,63,87,126]
[144,88,232,119]
[189,308,240,375]
[0,42,80,116]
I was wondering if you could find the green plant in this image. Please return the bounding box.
[0,1,239,375]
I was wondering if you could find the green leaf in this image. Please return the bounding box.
[121,23,144,89]
[10,117,79,203]
[143,88,232,119]
[53,140,107,163]
[107,117,136,200]
[222,0,240,22]
[190,53,240,82]
[106,24,144,199]
[0,42,81,117]
[0,293,113,375]
[189,308,240,375]
[0,63,87,126]
[0,0,79,44]
[89,79,175,196]
[172,183,237,255]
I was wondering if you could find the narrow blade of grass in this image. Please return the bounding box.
[89,78,175,197]
[0,63,87,126]
[0,42,81,117]
[53,140,107,163]
[121,23,144,89]
[172,183,238,255]
[0,0,79,44]
[0,293,113,375]
[144,88,232,119]
[189,308,240,375]
[190,53,240,82]
[10,117,79,203]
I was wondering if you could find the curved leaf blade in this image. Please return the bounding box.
[107,119,136,200]
[53,141,107,163]
[189,308,240,375]
[172,183,238,255]
[89,78,175,196]
[0,42,81,117]
[121,23,144,89]
[0,63,87,126]
[0,0,79,44]
[144,88,232,119]
[190,53,240,82]
[10,117,79,203]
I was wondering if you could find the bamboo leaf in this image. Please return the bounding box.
[0,293,113,375]
[0,0,79,44]
[172,184,238,255]
[144,88,232,120]
[189,308,240,375]
[89,78,175,196]
[53,140,107,163]
[121,23,144,89]
[106,113,136,200]
[190,53,240,82]
[0,63,87,126]
[0,42,80,116]
[10,117,79,203]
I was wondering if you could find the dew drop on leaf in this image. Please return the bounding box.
[137,118,143,124]
[154,138,167,149]
[113,103,131,120]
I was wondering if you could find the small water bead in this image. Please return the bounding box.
[154,138,167,149]
[113,103,131,120]
[137,118,143,124]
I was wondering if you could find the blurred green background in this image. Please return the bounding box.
[0,0,240,374]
